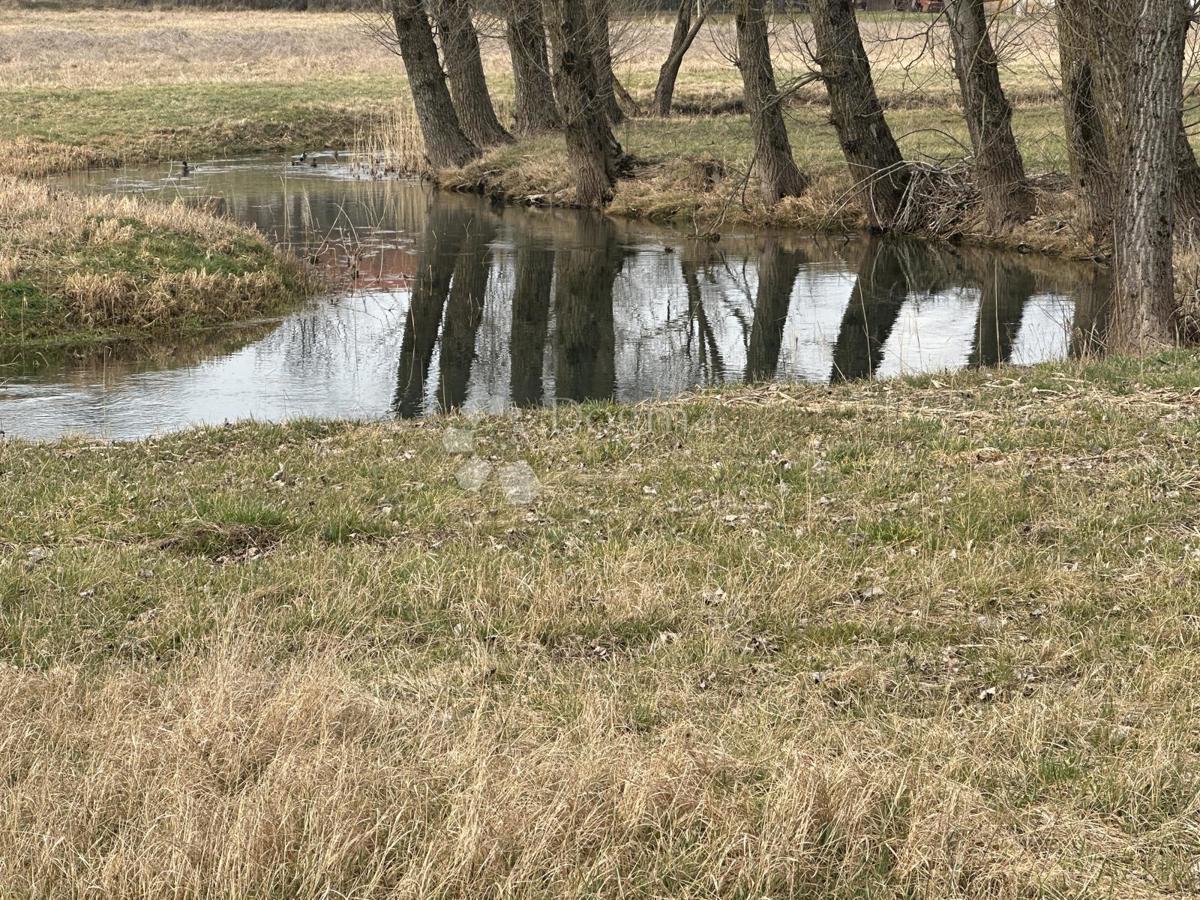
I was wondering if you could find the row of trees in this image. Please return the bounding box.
[384,0,1199,354]
[382,0,718,201]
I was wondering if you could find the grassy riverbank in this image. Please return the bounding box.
[438,105,1075,247]
[0,8,1066,179]
[0,8,1093,255]
[3,352,1200,895]
[0,8,1155,257]
[0,175,306,348]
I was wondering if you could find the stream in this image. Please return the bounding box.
[0,155,1107,441]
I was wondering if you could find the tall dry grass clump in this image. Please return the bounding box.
[355,101,428,177]
[0,645,1048,898]
[356,98,518,180]
[0,175,305,342]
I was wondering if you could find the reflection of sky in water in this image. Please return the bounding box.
[777,270,859,384]
[0,158,1099,442]
[878,290,981,379]
[1011,295,1076,366]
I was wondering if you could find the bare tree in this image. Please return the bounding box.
[593,0,625,124]
[1174,96,1200,228]
[653,0,712,117]
[545,0,626,205]
[1108,0,1187,352]
[503,0,561,134]
[808,0,908,229]
[434,0,513,147]
[387,0,480,168]
[734,0,810,204]
[946,0,1034,228]
[1055,0,1113,243]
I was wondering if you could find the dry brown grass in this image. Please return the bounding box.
[0,175,305,343]
[0,9,1046,92]
[4,354,1200,896]
[0,7,1070,179]
[0,9,401,88]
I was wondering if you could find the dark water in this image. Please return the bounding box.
[1,156,1107,441]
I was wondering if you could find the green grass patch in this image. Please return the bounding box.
[0,279,60,329]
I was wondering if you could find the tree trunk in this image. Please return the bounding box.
[830,239,909,381]
[546,0,625,206]
[593,0,624,125]
[1174,106,1200,231]
[735,0,810,205]
[1108,0,1185,353]
[434,0,513,148]
[745,238,805,381]
[654,0,709,117]
[554,214,622,402]
[947,0,1034,229]
[809,0,909,229]
[390,0,480,169]
[1055,0,1114,243]
[504,0,561,134]
[509,237,555,406]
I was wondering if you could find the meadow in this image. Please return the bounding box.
[0,9,1069,179]
[0,7,1105,251]
[5,354,1200,896]
[5,8,1200,897]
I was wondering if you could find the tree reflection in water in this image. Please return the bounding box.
[830,239,911,383]
[393,203,469,419]
[19,161,1102,441]
[964,252,1035,369]
[396,222,1099,416]
[552,214,624,404]
[745,237,806,383]
[508,235,554,408]
[436,215,495,412]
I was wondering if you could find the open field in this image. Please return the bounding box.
[3,353,1200,896]
[7,9,1200,896]
[0,174,305,347]
[0,8,1068,176]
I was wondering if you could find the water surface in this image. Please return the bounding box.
[1,156,1106,441]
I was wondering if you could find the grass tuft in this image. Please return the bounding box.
[0,175,309,346]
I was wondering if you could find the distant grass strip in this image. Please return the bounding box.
[0,175,307,347]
